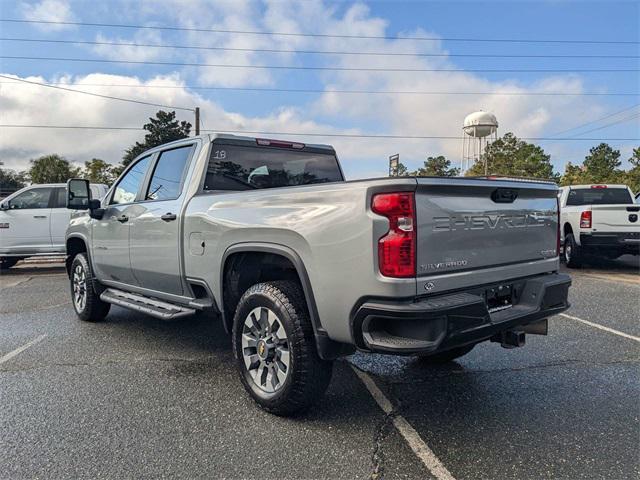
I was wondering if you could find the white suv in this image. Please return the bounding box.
[0,183,107,269]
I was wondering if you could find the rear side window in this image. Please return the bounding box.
[203,144,342,191]
[111,155,152,205]
[146,145,193,201]
[8,187,53,209]
[566,188,632,206]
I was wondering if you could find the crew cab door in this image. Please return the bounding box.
[129,144,194,295]
[49,187,72,250]
[92,155,153,285]
[0,186,54,253]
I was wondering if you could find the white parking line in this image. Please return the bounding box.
[0,334,47,365]
[350,364,456,480]
[560,313,640,342]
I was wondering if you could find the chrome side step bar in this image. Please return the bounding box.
[100,288,196,320]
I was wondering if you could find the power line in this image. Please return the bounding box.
[1,19,637,45]
[550,103,640,137]
[569,112,640,137]
[2,56,637,73]
[2,80,635,97]
[0,124,637,141]
[2,37,639,59]
[0,74,195,111]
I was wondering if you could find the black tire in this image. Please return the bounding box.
[232,280,333,416]
[564,233,582,268]
[418,344,475,364]
[69,252,110,322]
[0,257,19,270]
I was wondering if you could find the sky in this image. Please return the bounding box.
[0,0,638,179]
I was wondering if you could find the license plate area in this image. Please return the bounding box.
[485,284,514,313]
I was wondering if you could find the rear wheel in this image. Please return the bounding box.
[70,253,110,322]
[232,281,333,416]
[0,257,19,270]
[418,344,475,364]
[564,233,583,268]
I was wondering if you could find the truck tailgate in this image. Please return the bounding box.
[415,178,559,277]
[590,204,640,231]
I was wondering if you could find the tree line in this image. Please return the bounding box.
[1,111,638,194]
[0,111,191,192]
[397,132,639,193]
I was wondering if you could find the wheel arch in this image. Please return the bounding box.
[563,222,574,239]
[65,234,91,276]
[220,242,351,360]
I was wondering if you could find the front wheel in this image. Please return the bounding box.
[232,281,333,416]
[70,253,110,322]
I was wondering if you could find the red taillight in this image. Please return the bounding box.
[580,210,592,228]
[372,192,416,278]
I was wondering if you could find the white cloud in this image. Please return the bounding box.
[19,0,76,31]
[90,30,166,62]
[0,73,197,171]
[124,0,281,87]
[2,0,624,179]
[0,73,343,172]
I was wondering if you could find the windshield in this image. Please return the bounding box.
[204,143,343,191]
[566,188,632,206]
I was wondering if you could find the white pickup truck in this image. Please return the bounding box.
[559,184,640,267]
[0,183,107,269]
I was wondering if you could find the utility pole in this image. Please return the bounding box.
[195,107,200,136]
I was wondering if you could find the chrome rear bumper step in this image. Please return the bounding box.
[100,288,195,320]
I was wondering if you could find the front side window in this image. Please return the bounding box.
[204,144,343,191]
[8,187,53,209]
[145,145,193,201]
[111,155,152,205]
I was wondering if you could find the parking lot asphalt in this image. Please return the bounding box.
[1,256,638,479]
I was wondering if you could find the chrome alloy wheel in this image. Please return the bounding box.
[241,307,290,393]
[72,263,87,312]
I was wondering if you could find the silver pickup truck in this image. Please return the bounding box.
[65,134,571,415]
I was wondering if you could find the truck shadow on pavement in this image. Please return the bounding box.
[564,253,639,273]
[99,306,376,423]
[1,264,66,276]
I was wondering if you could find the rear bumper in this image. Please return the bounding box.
[580,232,640,250]
[351,272,571,355]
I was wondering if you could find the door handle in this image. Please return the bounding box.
[116,214,129,223]
[161,212,177,222]
[33,215,47,219]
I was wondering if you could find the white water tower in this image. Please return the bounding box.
[462,111,498,174]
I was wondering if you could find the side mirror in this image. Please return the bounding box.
[67,178,92,210]
[0,202,9,211]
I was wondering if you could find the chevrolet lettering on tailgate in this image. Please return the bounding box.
[433,212,551,232]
